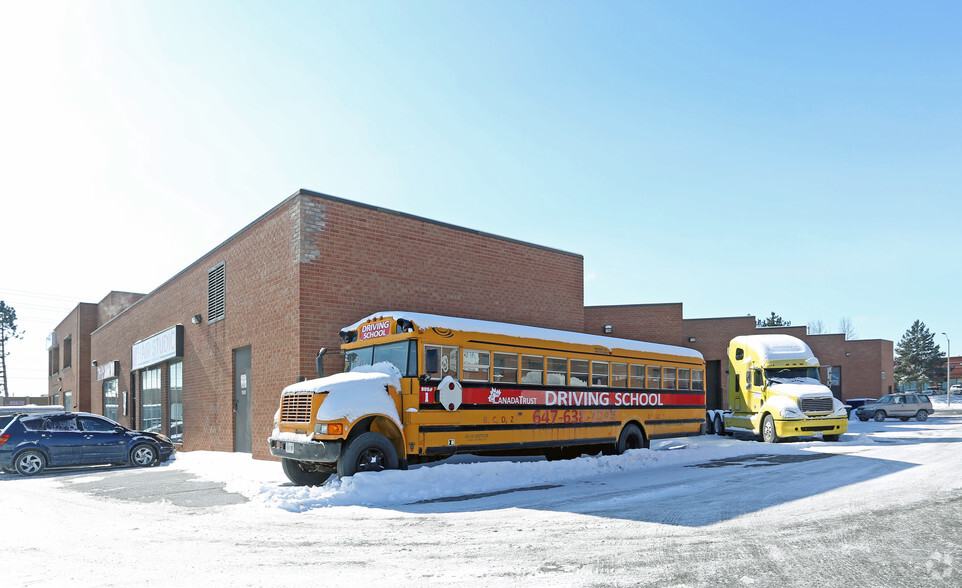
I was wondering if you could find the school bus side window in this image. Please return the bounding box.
[570,359,589,386]
[692,369,705,391]
[678,368,690,390]
[591,361,609,387]
[611,363,628,388]
[647,366,661,389]
[462,349,490,382]
[546,358,567,385]
[424,345,459,380]
[629,364,645,388]
[492,352,518,383]
[663,367,676,389]
[521,355,544,384]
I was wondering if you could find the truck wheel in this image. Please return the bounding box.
[873,411,887,422]
[916,410,929,422]
[337,432,399,478]
[762,415,780,444]
[704,413,715,435]
[282,458,332,486]
[713,414,725,436]
[616,424,647,454]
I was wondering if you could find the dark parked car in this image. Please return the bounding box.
[0,412,174,476]
[855,394,934,422]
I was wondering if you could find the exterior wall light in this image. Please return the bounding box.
[603,325,612,334]
[689,337,697,343]
[191,314,203,324]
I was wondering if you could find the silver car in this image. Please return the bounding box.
[855,393,933,422]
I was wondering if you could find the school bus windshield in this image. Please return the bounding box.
[344,340,418,377]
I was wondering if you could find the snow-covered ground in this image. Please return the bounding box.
[4,414,962,587]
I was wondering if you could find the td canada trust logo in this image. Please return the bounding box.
[488,388,537,405]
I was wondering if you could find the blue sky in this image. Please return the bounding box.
[2,1,960,395]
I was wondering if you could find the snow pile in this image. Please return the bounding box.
[345,311,704,359]
[731,334,816,362]
[176,436,835,512]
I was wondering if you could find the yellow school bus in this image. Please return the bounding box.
[268,311,706,485]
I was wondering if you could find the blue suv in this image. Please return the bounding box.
[0,412,174,476]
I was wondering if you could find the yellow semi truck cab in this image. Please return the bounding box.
[710,334,848,443]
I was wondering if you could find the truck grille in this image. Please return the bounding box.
[281,393,314,423]
[800,397,834,414]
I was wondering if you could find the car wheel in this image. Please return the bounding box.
[337,432,399,478]
[762,414,780,444]
[916,410,929,422]
[714,414,726,436]
[616,424,648,453]
[15,450,47,476]
[873,410,887,422]
[130,444,158,467]
[282,458,332,486]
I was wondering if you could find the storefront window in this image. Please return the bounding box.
[103,379,119,421]
[169,361,183,443]
[141,368,162,433]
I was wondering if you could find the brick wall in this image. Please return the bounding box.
[584,304,684,346]
[298,191,585,381]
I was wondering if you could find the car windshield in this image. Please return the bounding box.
[344,340,417,377]
[765,367,820,382]
[877,396,893,404]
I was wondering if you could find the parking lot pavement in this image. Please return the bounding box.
[63,467,248,508]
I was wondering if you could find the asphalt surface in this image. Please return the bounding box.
[63,466,248,507]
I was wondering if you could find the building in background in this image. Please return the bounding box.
[46,190,893,459]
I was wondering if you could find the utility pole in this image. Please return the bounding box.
[943,333,951,409]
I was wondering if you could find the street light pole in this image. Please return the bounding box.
[943,333,951,409]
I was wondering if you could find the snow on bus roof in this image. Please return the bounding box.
[731,334,815,362]
[345,311,703,360]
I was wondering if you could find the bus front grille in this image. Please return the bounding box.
[281,393,313,423]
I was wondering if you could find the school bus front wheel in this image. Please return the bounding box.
[337,432,400,477]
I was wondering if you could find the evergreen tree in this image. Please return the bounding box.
[757,312,791,327]
[0,301,25,398]
[894,320,943,390]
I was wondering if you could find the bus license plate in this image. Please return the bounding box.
[813,432,823,439]
[285,442,294,453]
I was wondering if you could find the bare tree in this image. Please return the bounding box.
[0,301,25,398]
[808,320,826,335]
[839,317,856,340]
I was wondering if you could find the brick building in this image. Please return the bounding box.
[587,305,895,410]
[46,292,144,411]
[69,190,584,460]
[46,190,894,459]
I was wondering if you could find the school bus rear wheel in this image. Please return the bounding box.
[616,424,648,453]
[337,432,399,477]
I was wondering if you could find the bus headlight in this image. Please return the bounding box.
[315,423,344,436]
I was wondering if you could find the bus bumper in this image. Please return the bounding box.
[269,437,342,463]
[774,416,848,438]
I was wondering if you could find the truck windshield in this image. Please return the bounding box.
[765,367,820,382]
[344,340,417,377]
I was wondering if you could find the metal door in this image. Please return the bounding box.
[233,346,252,453]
